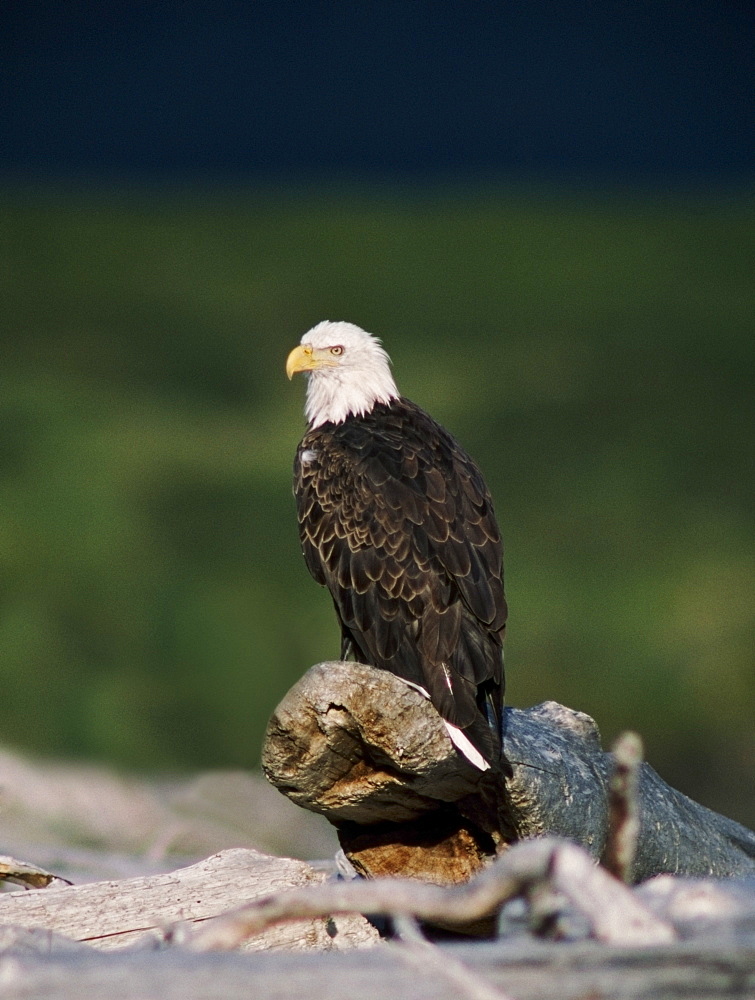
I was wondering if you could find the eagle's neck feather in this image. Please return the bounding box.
[305,363,399,428]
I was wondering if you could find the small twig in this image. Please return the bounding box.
[602,731,643,882]
[177,836,674,951]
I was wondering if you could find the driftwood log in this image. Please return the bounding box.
[0,936,754,1000]
[0,848,377,952]
[0,838,754,1000]
[0,719,754,1000]
[262,661,755,887]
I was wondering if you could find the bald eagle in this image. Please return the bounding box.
[286,321,508,771]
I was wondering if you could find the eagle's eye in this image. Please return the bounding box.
[329,346,344,356]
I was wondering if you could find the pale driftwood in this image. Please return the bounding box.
[0,936,753,1000]
[0,844,752,1000]
[0,848,378,952]
[0,739,752,1000]
[183,837,675,952]
[637,874,755,940]
[262,662,755,885]
[1,842,752,1000]
[0,924,92,954]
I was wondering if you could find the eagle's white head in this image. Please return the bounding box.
[286,321,400,428]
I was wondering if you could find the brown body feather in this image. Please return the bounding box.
[294,398,507,762]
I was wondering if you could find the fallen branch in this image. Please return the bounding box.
[180,837,676,951]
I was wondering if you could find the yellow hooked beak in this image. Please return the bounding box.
[286,344,316,379]
[286,343,335,379]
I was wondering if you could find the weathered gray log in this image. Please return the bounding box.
[262,661,755,885]
[504,702,755,882]
[0,936,753,1000]
[0,848,377,952]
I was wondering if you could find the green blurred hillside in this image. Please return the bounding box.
[0,186,752,826]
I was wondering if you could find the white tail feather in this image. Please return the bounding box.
[443,721,491,771]
[396,678,491,771]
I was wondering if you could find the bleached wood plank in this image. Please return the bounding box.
[0,848,378,952]
[0,937,753,1000]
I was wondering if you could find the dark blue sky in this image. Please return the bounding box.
[1,2,752,183]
